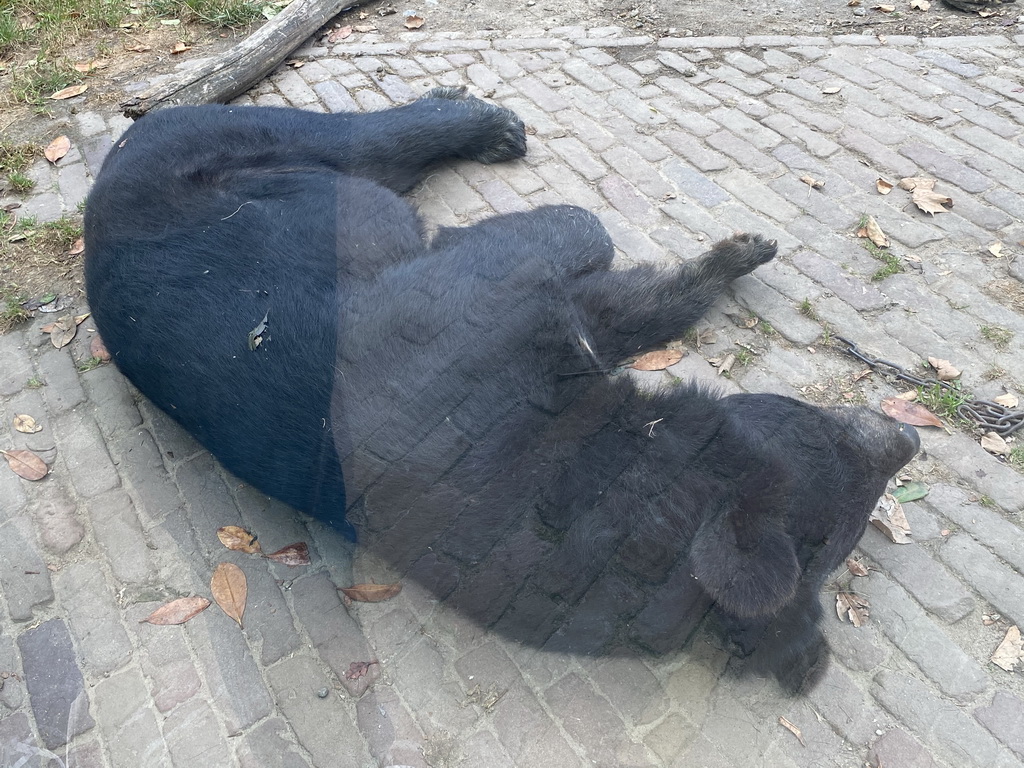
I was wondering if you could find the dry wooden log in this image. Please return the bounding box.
[120,0,362,118]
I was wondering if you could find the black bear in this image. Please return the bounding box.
[84,89,919,692]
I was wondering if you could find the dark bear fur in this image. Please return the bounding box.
[84,91,919,693]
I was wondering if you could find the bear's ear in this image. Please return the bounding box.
[689,482,801,619]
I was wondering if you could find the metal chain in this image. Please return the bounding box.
[835,336,1024,437]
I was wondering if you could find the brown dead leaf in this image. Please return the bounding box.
[49,315,77,349]
[991,626,1022,672]
[340,582,402,603]
[171,42,192,54]
[911,187,952,215]
[631,349,684,371]
[987,242,1003,258]
[716,353,736,376]
[44,136,71,164]
[73,58,108,73]
[856,215,889,248]
[779,716,806,747]
[125,44,152,52]
[2,449,49,481]
[836,592,870,626]
[266,542,311,566]
[927,356,960,381]
[141,596,211,625]
[895,389,918,401]
[870,493,912,544]
[980,432,1011,456]
[74,312,91,325]
[881,397,943,427]
[13,414,43,434]
[876,178,894,195]
[211,562,247,627]
[346,660,378,680]
[50,84,88,100]
[327,25,353,41]
[853,368,873,382]
[874,3,896,9]
[799,175,824,189]
[353,23,376,32]
[848,0,861,4]
[994,393,1018,409]
[404,14,425,28]
[217,526,261,554]
[898,177,935,192]
[90,334,111,361]
[846,557,870,577]
[910,0,930,8]
[69,237,85,255]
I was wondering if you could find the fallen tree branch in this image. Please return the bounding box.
[121,0,363,118]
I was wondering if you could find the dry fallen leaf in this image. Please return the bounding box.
[910,0,930,9]
[44,136,71,164]
[994,393,1018,409]
[340,582,402,603]
[327,25,353,41]
[991,626,1022,672]
[631,349,684,371]
[2,449,49,481]
[874,3,896,9]
[846,557,870,577]
[125,44,152,52]
[881,397,943,428]
[50,315,78,348]
[346,660,378,679]
[141,596,211,625]
[987,242,1003,258]
[779,716,806,747]
[822,86,842,94]
[911,187,953,215]
[171,42,192,54]
[799,175,824,189]
[980,432,1011,456]
[836,592,870,626]
[856,215,890,248]
[74,58,108,73]
[404,14,425,28]
[211,562,247,627]
[266,542,312,566]
[69,237,85,255]
[870,493,912,544]
[13,414,43,434]
[717,352,736,376]
[896,389,918,401]
[876,178,894,195]
[927,356,961,381]
[353,23,376,32]
[217,526,262,554]
[50,84,88,100]
[898,177,935,192]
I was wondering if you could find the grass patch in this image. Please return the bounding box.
[7,171,34,193]
[863,241,902,281]
[77,356,106,372]
[1,141,37,193]
[9,58,82,105]
[1009,447,1024,472]
[980,325,1012,351]
[26,376,45,388]
[798,297,819,321]
[916,382,969,425]
[0,285,30,332]
[147,0,264,26]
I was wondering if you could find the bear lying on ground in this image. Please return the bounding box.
[84,90,919,692]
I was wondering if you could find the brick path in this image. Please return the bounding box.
[2,25,1024,768]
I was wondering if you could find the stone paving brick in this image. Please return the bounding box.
[859,573,987,701]
[186,606,274,735]
[0,516,53,622]
[18,619,94,748]
[872,670,1019,768]
[54,409,120,499]
[975,691,1024,760]
[706,130,784,177]
[923,432,1024,514]
[355,684,428,767]
[55,562,132,675]
[858,527,975,623]
[789,250,888,311]
[29,486,84,555]
[939,533,1024,628]
[715,168,801,222]
[868,728,939,768]
[236,717,313,768]
[131,604,203,714]
[267,655,373,768]
[36,348,85,414]
[924,485,1024,573]
[598,175,661,226]
[657,130,731,173]
[899,142,993,193]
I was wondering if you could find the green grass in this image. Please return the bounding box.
[77,356,106,372]
[7,171,34,193]
[146,0,263,26]
[916,382,969,424]
[980,325,1013,351]
[1,141,38,193]
[798,297,819,321]
[0,286,30,331]
[1009,447,1024,472]
[863,241,902,281]
[10,58,82,105]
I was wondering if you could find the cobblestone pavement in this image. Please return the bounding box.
[2,24,1024,768]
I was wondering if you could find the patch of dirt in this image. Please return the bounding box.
[374,0,1020,39]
